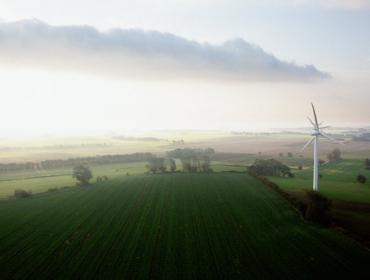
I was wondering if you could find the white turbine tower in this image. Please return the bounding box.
[301,103,339,192]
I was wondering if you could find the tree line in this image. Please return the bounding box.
[168,148,215,173]
[248,159,293,177]
[146,148,215,173]
[146,157,175,173]
[0,153,153,173]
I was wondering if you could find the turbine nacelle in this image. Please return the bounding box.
[302,103,341,148]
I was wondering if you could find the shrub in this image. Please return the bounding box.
[357,174,367,184]
[304,191,331,225]
[97,176,109,182]
[146,157,166,173]
[297,201,307,216]
[14,189,32,198]
[168,158,176,172]
[73,165,92,186]
[327,148,341,162]
[365,158,370,170]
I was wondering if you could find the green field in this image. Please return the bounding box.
[0,173,369,279]
[0,162,146,199]
[1,157,370,204]
[269,159,370,203]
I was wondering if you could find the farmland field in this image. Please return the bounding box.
[0,162,146,199]
[0,132,230,163]
[269,159,370,203]
[0,173,369,279]
[267,159,370,246]
[2,132,370,164]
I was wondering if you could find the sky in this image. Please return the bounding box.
[0,0,369,136]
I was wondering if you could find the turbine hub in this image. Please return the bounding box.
[311,129,320,136]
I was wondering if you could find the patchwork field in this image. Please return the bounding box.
[2,132,370,164]
[0,173,369,279]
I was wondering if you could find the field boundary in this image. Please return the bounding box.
[252,174,370,250]
[0,173,72,182]
[250,174,307,219]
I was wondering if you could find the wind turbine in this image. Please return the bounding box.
[301,103,339,192]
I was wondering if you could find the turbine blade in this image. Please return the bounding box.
[320,131,341,143]
[307,117,315,127]
[300,137,315,152]
[311,103,319,127]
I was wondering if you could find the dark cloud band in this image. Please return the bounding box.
[0,19,330,82]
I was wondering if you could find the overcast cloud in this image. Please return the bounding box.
[0,19,329,82]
